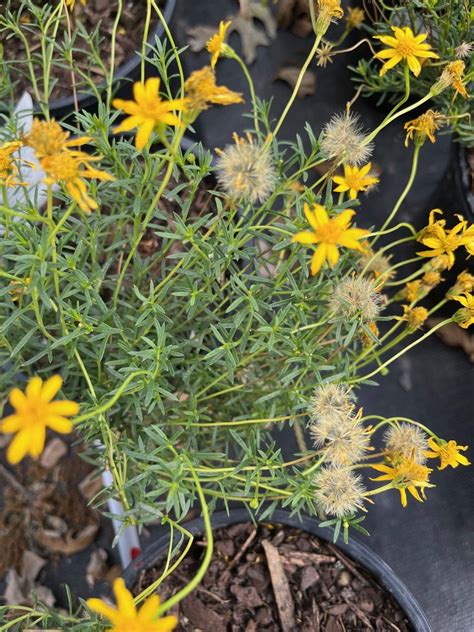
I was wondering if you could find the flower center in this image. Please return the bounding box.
[43,153,79,182]
[316,220,343,244]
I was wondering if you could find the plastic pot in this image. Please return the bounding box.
[122,508,431,632]
[32,0,176,121]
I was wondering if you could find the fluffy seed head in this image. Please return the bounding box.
[384,423,429,464]
[315,466,366,518]
[455,42,473,59]
[359,249,394,284]
[216,133,277,204]
[330,275,382,322]
[320,113,373,166]
[310,383,354,427]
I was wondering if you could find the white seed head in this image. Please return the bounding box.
[310,383,354,427]
[330,276,383,322]
[384,422,429,464]
[216,133,277,204]
[455,42,473,59]
[320,112,373,166]
[315,466,366,518]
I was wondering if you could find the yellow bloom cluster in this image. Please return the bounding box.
[0,141,29,188]
[333,163,379,200]
[371,454,433,507]
[404,110,445,147]
[374,26,438,77]
[417,209,474,269]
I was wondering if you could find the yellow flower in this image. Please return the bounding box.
[447,271,474,297]
[65,0,86,10]
[405,280,422,303]
[452,292,474,328]
[333,163,379,200]
[1,376,78,465]
[113,78,189,150]
[9,277,32,302]
[345,7,364,29]
[425,438,470,470]
[435,60,469,98]
[317,0,344,23]
[421,270,442,288]
[371,454,433,507]
[374,26,438,77]
[404,110,445,147]
[417,214,472,269]
[184,66,244,114]
[87,578,177,632]
[396,305,428,330]
[41,152,114,213]
[23,118,91,159]
[207,20,231,69]
[0,141,31,188]
[293,203,369,275]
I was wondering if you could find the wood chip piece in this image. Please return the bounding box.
[40,438,67,469]
[262,539,296,631]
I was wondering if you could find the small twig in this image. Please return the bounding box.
[326,544,371,587]
[262,540,296,631]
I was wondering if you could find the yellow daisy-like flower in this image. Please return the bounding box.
[41,151,115,213]
[113,78,189,150]
[0,141,32,188]
[1,376,78,465]
[333,163,379,200]
[292,203,369,275]
[447,271,474,297]
[184,66,244,114]
[207,20,231,69]
[374,26,438,77]
[397,305,428,330]
[425,438,470,470]
[404,110,445,147]
[417,215,472,269]
[371,454,433,507]
[452,292,474,328]
[23,118,91,159]
[87,578,177,632]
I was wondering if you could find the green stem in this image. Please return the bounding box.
[230,50,260,134]
[107,0,123,110]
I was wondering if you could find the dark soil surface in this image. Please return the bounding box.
[3,0,164,101]
[133,522,413,631]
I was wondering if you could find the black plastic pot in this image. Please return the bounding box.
[122,508,431,632]
[33,0,176,121]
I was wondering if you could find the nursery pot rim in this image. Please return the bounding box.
[122,508,431,632]
[32,0,176,115]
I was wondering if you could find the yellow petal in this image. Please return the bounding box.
[312,203,329,227]
[87,598,122,625]
[45,415,74,434]
[135,120,155,151]
[326,244,340,267]
[292,230,317,245]
[9,388,28,413]
[1,415,23,434]
[407,55,422,76]
[137,595,161,622]
[145,77,161,99]
[311,244,327,275]
[7,429,32,465]
[133,82,147,102]
[334,209,355,228]
[26,376,43,400]
[47,400,79,416]
[303,203,319,231]
[29,423,46,459]
[40,375,63,403]
[113,578,136,618]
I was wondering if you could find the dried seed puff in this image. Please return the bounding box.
[329,275,383,322]
[358,249,395,284]
[113,78,189,150]
[0,376,79,465]
[384,422,429,464]
[292,203,369,275]
[312,415,371,466]
[310,383,354,426]
[87,578,177,631]
[320,112,373,166]
[373,26,438,77]
[314,466,366,518]
[216,132,276,204]
[455,42,473,60]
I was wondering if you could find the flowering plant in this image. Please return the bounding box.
[0,0,472,628]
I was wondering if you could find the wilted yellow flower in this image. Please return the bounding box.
[293,203,369,275]
[23,118,91,159]
[447,271,474,297]
[371,454,433,507]
[9,277,32,302]
[421,270,442,288]
[113,78,189,150]
[207,20,231,69]
[452,292,474,328]
[374,26,438,77]
[1,376,78,465]
[433,60,469,98]
[425,438,470,470]
[42,152,115,213]
[345,7,364,29]
[0,141,31,188]
[87,578,177,632]
[396,305,428,330]
[417,214,472,269]
[404,110,445,147]
[184,66,243,115]
[316,0,344,34]
[333,163,379,200]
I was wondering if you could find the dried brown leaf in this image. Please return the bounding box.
[275,65,316,97]
[39,438,67,469]
[86,548,108,587]
[34,523,98,555]
[428,317,474,362]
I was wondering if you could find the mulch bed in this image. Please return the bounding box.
[4,0,165,101]
[133,521,414,632]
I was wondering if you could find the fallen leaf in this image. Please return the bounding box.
[228,1,277,64]
[428,317,474,361]
[186,25,217,52]
[86,548,108,587]
[275,65,316,97]
[34,523,99,555]
[40,438,67,469]
[4,550,55,608]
